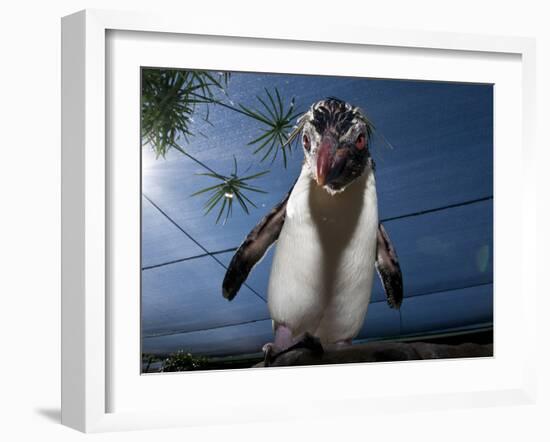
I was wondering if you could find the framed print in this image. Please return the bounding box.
[138,67,496,372]
[61,9,537,433]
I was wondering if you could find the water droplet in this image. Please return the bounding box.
[476,245,490,273]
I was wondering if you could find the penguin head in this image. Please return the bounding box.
[296,98,374,194]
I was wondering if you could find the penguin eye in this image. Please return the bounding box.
[303,134,311,152]
[356,134,366,150]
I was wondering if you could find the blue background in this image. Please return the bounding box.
[141,72,493,358]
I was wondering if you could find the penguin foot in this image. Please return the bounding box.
[325,338,353,351]
[263,333,324,367]
[262,342,278,366]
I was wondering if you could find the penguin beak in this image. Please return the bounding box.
[316,135,349,187]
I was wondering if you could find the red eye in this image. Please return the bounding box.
[303,134,311,151]
[356,134,366,150]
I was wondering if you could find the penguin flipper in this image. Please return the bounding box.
[375,223,403,309]
[222,185,294,301]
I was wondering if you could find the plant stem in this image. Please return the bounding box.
[189,92,254,119]
[171,144,223,179]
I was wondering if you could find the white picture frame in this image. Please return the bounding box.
[61,9,537,433]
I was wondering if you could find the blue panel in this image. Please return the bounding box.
[141,196,203,268]
[142,319,274,357]
[141,280,492,356]
[141,255,269,337]
[142,299,399,356]
[142,148,299,253]
[356,300,401,340]
[142,74,493,253]
[141,284,492,356]
[371,198,493,303]
[141,72,493,358]
[370,81,493,220]
[216,249,275,302]
[400,283,493,335]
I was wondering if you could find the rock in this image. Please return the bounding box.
[254,340,493,367]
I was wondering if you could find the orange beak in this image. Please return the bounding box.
[316,135,335,186]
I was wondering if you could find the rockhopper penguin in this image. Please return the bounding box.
[222,98,403,364]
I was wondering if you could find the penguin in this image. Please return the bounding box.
[222,98,403,364]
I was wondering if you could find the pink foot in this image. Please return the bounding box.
[325,338,353,351]
[262,324,294,365]
[335,338,352,347]
[263,324,324,366]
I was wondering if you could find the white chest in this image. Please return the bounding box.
[267,167,378,342]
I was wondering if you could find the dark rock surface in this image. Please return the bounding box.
[255,340,493,367]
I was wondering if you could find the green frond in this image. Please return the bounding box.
[243,87,302,168]
[141,68,301,223]
[191,166,269,223]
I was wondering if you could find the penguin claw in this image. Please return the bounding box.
[262,343,278,366]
